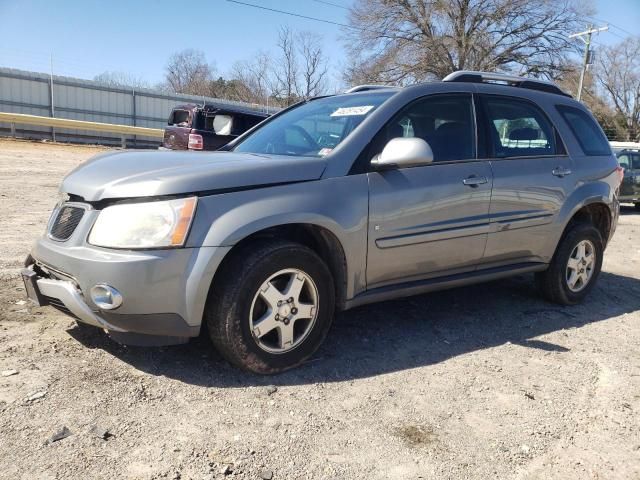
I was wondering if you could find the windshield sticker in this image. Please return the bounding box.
[318,148,333,156]
[330,105,374,117]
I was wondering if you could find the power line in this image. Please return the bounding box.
[0,47,149,80]
[606,29,628,41]
[225,0,356,29]
[309,0,350,10]
[585,16,635,37]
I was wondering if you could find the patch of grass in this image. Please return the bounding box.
[395,424,437,447]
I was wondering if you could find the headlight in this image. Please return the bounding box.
[88,197,197,249]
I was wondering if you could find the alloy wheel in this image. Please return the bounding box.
[249,269,319,354]
[566,239,596,293]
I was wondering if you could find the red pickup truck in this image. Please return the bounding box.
[162,103,269,151]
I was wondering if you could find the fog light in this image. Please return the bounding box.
[90,284,123,310]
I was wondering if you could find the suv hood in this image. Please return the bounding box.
[62,150,327,202]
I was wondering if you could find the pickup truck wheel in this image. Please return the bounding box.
[206,240,335,374]
[535,223,603,305]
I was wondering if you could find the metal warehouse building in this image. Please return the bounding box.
[0,67,270,147]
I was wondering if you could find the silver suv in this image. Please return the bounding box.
[23,71,621,373]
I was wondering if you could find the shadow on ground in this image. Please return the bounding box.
[67,271,640,387]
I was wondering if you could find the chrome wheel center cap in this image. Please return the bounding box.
[278,303,292,317]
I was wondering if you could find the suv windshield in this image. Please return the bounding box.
[232,92,394,157]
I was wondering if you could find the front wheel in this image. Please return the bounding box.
[535,223,603,305]
[205,240,335,374]
[634,203,640,211]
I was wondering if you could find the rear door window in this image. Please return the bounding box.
[481,96,557,158]
[232,114,263,135]
[556,105,611,156]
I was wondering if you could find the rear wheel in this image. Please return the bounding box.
[634,203,640,211]
[535,223,603,305]
[205,240,335,374]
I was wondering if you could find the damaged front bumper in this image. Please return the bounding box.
[22,266,125,331]
[22,233,231,346]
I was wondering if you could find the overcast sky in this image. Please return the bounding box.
[0,0,637,86]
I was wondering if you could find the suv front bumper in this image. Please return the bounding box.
[22,268,119,330]
[24,236,231,345]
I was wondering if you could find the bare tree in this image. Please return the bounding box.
[93,71,150,89]
[556,61,620,139]
[296,32,329,99]
[272,26,300,106]
[595,37,640,141]
[164,49,214,96]
[344,0,588,85]
[158,27,330,108]
[229,52,275,104]
[269,27,331,105]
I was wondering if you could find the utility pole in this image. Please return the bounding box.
[569,24,608,102]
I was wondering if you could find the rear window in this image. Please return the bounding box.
[169,109,190,126]
[556,105,611,156]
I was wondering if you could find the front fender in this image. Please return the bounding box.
[187,175,369,301]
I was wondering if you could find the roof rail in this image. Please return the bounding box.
[344,84,394,93]
[442,70,571,98]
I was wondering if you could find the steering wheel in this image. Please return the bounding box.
[289,125,319,150]
[265,142,275,154]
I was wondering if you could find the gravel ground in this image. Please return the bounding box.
[0,138,639,480]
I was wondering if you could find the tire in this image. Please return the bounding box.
[635,203,640,211]
[535,222,603,305]
[205,240,335,374]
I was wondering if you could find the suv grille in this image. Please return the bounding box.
[49,205,84,241]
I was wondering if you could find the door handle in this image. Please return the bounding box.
[552,167,572,177]
[463,175,488,186]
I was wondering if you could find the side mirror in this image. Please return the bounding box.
[371,137,434,170]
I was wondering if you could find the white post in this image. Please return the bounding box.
[49,53,56,142]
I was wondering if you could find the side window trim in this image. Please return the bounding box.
[473,92,490,159]
[471,93,481,161]
[362,92,479,172]
[477,94,566,160]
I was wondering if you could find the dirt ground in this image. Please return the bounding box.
[0,138,638,480]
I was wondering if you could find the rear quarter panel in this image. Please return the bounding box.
[554,156,619,243]
[539,96,620,255]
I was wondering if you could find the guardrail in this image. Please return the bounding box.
[0,112,164,147]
